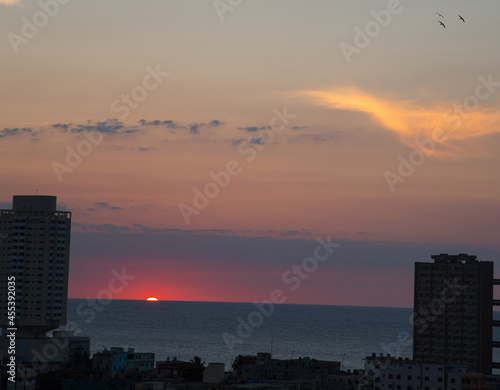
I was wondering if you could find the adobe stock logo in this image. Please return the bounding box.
[384,74,500,193]
[213,0,243,22]
[178,107,295,224]
[340,0,404,64]
[223,236,340,351]
[8,0,71,54]
[26,267,135,378]
[51,64,168,183]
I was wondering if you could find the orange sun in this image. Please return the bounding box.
[146,297,159,302]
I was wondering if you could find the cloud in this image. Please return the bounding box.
[52,123,69,132]
[132,147,155,152]
[71,119,126,134]
[72,223,131,233]
[0,202,12,209]
[209,120,224,127]
[87,202,124,212]
[227,139,244,146]
[249,137,265,145]
[280,230,301,237]
[238,126,272,132]
[0,127,33,138]
[74,223,264,237]
[138,119,185,129]
[46,119,224,138]
[68,226,500,273]
[239,126,259,132]
[71,226,323,264]
[57,203,70,211]
[190,124,200,134]
[300,87,500,149]
[138,119,223,135]
[189,120,225,135]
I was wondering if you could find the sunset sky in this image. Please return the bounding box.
[2,0,500,307]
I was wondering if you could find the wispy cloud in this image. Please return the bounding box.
[71,119,126,134]
[249,137,265,145]
[138,119,224,135]
[88,202,125,212]
[190,120,224,135]
[190,123,200,134]
[239,126,258,132]
[0,127,33,138]
[238,126,272,132]
[52,123,70,132]
[138,119,185,129]
[130,147,156,152]
[300,87,500,149]
[209,120,223,127]
[19,118,228,141]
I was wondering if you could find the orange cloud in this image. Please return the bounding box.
[0,0,22,4]
[300,87,500,149]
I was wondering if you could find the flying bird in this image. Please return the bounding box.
[459,14,465,22]
[436,12,444,18]
[439,21,446,28]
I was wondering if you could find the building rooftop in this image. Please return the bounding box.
[12,195,57,211]
[430,253,478,263]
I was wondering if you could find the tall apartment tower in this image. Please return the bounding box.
[0,195,71,337]
[413,254,493,375]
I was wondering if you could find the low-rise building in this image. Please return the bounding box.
[234,352,340,388]
[156,357,185,380]
[204,363,225,384]
[0,331,90,366]
[363,353,476,390]
[126,348,155,373]
[93,347,155,379]
[92,349,127,379]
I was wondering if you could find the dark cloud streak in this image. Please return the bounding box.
[0,127,34,138]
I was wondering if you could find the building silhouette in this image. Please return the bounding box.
[0,195,71,337]
[413,253,493,375]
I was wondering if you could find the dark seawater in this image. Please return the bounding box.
[65,300,500,371]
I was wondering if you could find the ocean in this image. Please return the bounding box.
[65,300,499,371]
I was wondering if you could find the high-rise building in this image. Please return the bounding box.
[0,195,71,337]
[413,253,493,375]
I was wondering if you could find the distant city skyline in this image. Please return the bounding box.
[1,0,500,306]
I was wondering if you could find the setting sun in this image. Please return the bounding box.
[146,297,159,302]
